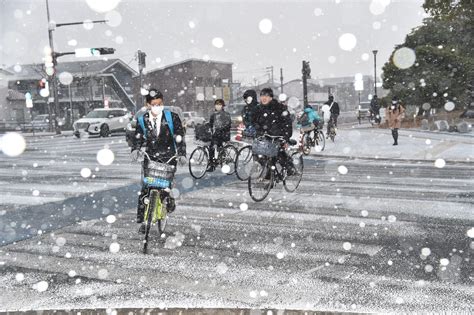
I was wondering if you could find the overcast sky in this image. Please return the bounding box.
[1,0,427,85]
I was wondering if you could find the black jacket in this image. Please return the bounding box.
[132,111,186,161]
[242,90,259,128]
[325,100,340,116]
[209,110,231,141]
[252,99,292,141]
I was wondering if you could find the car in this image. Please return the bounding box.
[356,101,371,124]
[125,106,186,147]
[182,111,205,128]
[73,108,131,138]
[22,114,50,132]
[227,102,246,129]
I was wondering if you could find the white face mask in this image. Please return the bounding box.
[245,96,253,105]
[392,101,398,105]
[215,105,223,111]
[151,105,163,116]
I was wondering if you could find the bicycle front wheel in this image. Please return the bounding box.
[283,152,304,192]
[248,158,273,202]
[235,145,253,181]
[189,146,209,179]
[143,189,158,254]
[220,144,238,175]
[316,130,325,151]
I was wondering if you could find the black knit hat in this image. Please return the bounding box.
[260,88,274,98]
[145,88,163,103]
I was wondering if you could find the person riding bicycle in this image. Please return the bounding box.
[241,89,258,138]
[324,94,339,135]
[208,99,231,172]
[252,88,297,175]
[297,104,321,130]
[131,89,186,233]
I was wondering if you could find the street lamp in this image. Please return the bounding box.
[372,50,378,97]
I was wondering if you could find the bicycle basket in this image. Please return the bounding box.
[252,139,279,157]
[143,160,175,188]
[195,123,212,142]
[301,124,315,132]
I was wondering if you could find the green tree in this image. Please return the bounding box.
[382,1,473,111]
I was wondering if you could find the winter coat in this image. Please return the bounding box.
[210,110,231,142]
[242,90,259,128]
[132,111,186,162]
[386,105,405,129]
[325,100,340,116]
[252,99,293,141]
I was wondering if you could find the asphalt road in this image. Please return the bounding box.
[0,132,473,313]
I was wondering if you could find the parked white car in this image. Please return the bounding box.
[73,108,131,138]
[182,111,205,128]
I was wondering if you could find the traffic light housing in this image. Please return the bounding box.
[302,61,311,79]
[138,50,146,70]
[91,47,116,55]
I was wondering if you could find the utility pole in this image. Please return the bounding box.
[302,61,311,106]
[137,50,146,111]
[265,66,274,86]
[280,68,284,93]
[45,0,60,134]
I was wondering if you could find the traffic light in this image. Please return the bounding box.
[302,61,311,79]
[91,47,115,55]
[75,47,115,57]
[44,46,55,76]
[138,50,146,70]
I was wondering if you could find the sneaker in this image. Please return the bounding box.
[206,163,216,172]
[138,223,146,234]
[165,196,176,213]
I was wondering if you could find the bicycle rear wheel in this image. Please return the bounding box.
[189,146,208,179]
[235,145,253,181]
[157,193,168,236]
[248,158,273,202]
[316,130,325,151]
[283,152,304,192]
[220,144,238,175]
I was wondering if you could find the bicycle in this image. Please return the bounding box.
[299,124,325,155]
[248,135,304,202]
[327,115,337,142]
[188,141,238,179]
[138,152,178,254]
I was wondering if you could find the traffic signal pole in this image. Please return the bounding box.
[45,0,109,134]
[302,61,311,107]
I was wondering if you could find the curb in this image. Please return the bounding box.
[307,153,472,165]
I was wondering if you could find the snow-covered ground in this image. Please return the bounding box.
[0,127,473,312]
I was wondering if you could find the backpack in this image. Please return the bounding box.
[138,110,177,150]
[297,111,310,126]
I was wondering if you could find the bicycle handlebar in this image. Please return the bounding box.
[142,151,179,164]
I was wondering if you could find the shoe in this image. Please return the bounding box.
[138,223,146,234]
[393,142,398,146]
[206,163,216,172]
[165,196,176,213]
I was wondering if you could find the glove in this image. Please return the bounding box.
[178,156,187,166]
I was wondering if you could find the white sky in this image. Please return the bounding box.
[1,0,427,85]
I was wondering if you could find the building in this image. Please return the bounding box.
[2,59,137,130]
[137,59,233,117]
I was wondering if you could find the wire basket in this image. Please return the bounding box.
[252,139,279,157]
[143,160,175,188]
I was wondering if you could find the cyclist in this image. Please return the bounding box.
[208,98,231,171]
[369,95,381,123]
[252,88,296,175]
[131,88,186,233]
[242,89,258,138]
[298,104,321,129]
[324,94,339,136]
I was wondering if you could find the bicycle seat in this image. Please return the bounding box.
[288,139,297,146]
